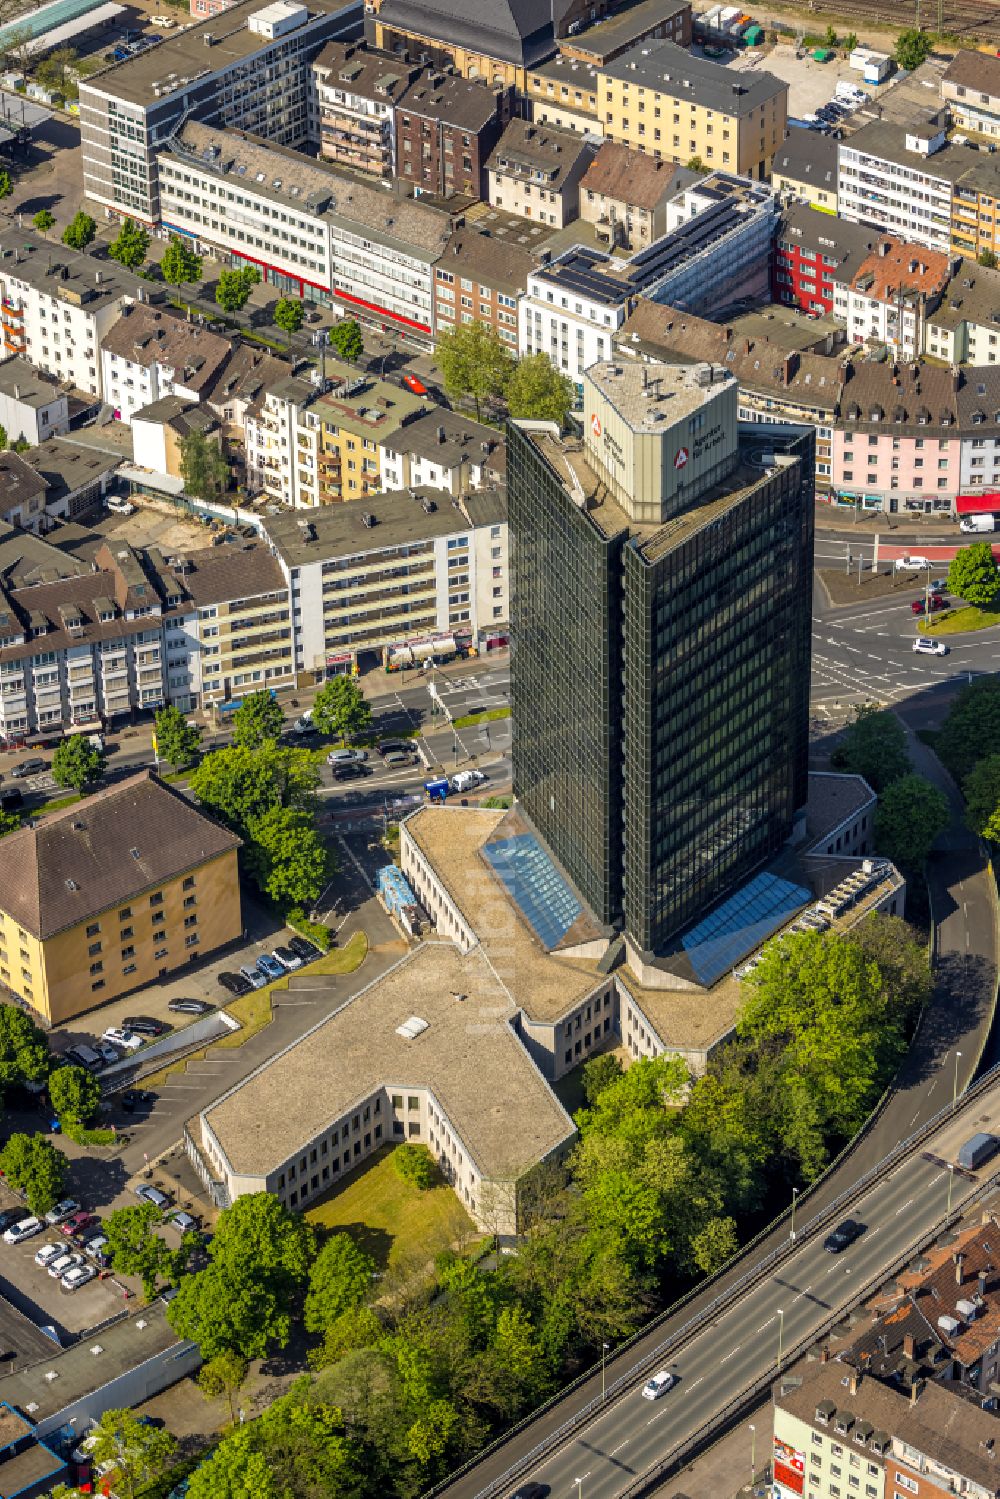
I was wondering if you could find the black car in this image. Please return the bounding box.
[122,1016,168,1037]
[334,763,372,781]
[218,971,251,997]
[824,1218,866,1253]
[510,1485,549,1499]
[287,936,320,962]
[167,998,214,1016]
[377,739,413,757]
[10,758,45,779]
[0,1209,24,1232]
[120,1089,156,1114]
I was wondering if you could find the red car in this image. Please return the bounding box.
[62,1211,97,1238]
[401,373,428,396]
[911,594,945,615]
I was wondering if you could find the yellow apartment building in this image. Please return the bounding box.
[597,40,787,179]
[951,160,1000,262]
[0,772,241,1026]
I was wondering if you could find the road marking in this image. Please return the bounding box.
[720,1344,742,1363]
[609,1441,630,1456]
[895,1198,914,1216]
[686,1377,704,1392]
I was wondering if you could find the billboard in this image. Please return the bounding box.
[773,1437,805,1497]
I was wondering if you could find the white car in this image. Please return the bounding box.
[641,1370,675,1400]
[288,712,314,735]
[48,1251,83,1279]
[44,1198,80,1226]
[106,497,135,516]
[451,769,486,793]
[3,1217,42,1245]
[34,1242,66,1268]
[913,637,948,656]
[102,1027,143,1052]
[62,1263,97,1291]
[894,555,931,572]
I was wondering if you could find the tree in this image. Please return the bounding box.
[947,540,1000,606]
[31,209,54,235]
[823,23,838,46]
[197,1350,249,1424]
[161,235,202,291]
[245,804,329,906]
[328,318,363,362]
[154,704,201,770]
[0,808,20,837]
[393,1143,437,1189]
[686,155,708,173]
[580,1052,622,1107]
[51,734,105,792]
[0,170,13,202]
[0,1008,49,1095]
[215,266,260,315]
[107,218,150,271]
[231,688,284,750]
[274,297,304,335]
[89,1410,177,1499]
[874,773,949,870]
[186,1383,360,1499]
[435,321,513,421]
[61,211,96,251]
[179,428,228,504]
[48,1064,101,1127]
[980,249,999,269]
[830,703,910,792]
[0,1134,68,1216]
[895,28,933,71]
[304,1233,376,1334]
[844,31,858,51]
[35,46,78,97]
[311,675,372,744]
[104,1202,176,1300]
[189,742,319,829]
[689,1215,739,1274]
[505,353,575,428]
[938,678,1000,783]
[965,754,1000,841]
[0,424,7,452]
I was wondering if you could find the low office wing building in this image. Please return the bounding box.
[0,772,241,1025]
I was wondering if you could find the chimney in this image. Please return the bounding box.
[955,1252,965,1286]
[744,338,752,355]
[848,1369,861,1396]
[820,1347,830,1364]
[903,1332,916,1359]
[910,1378,924,1405]
[436,425,445,444]
[782,352,800,386]
[980,1269,989,1297]
[12,383,18,400]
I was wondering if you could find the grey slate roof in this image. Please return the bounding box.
[378,0,558,68]
[601,38,786,115]
[772,129,839,191]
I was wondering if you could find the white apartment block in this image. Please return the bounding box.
[244,376,323,510]
[99,305,231,424]
[519,251,624,394]
[837,119,967,253]
[0,239,153,400]
[924,257,1000,364]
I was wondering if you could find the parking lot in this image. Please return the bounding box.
[0,1188,130,1337]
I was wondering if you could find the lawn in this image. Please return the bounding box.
[920,603,1000,635]
[304,1145,474,1271]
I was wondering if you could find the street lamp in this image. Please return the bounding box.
[749,1423,756,1487]
[954,1050,963,1111]
[602,1342,609,1402]
[790,1185,799,1241]
[948,1161,956,1215]
[776,1308,785,1372]
[575,1479,584,1499]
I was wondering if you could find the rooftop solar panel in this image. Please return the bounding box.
[483,833,583,950]
[680,870,812,987]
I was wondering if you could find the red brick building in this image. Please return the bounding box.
[773,204,877,316]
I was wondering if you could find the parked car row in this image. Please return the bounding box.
[226,936,321,996]
[1,1202,109,1290]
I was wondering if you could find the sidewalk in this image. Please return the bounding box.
[816,503,963,537]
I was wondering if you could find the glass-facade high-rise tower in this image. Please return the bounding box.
[508,358,814,963]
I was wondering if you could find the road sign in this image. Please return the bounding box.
[591,413,602,437]
[674,446,689,470]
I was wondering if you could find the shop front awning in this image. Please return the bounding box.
[956,491,1000,515]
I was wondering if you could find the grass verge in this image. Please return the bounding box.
[920,603,1000,635]
[304,1143,473,1270]
[453,706,511,729]
[42,793,82,812]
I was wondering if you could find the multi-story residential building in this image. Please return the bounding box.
[837,116,988,253]
[433,226,535,350]
[0,237,160,400]
[0,359,69,448]
[99,304,232,424]
[942,48,1000,142]
[525,56,600,134]
[773,205,876,318]
[379,408,506,495]
[203,342,291,444]
[925,256,1000,363]
[556,0,690,68]
[951,156,1000,263]
[508,359,814,968]
[485,120,596,228]
[309,39,414,176]
[395,69,510,201]
[845,238,952,359]
[180,543,295,706]
[772,1361,1000,1499]
[519,174,778,393]
[578,141,691,250]
[770,129,839,213]
[374,0,560,95]
[0,773,242,1025]
[597,40,788,180]
[159,121,451,338]
[262,485,507,674]
[79,0,363,224]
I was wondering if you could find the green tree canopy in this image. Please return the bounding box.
[0,171,12,202]
[435,321,513,421]
[936,677,1000,783]
[48,1064,101,1127]
[965,754,1000,841]
[215,266,260,315]
[830,703,910,792]
[31,209,54,235]
[154,704,202,770]
[107,218,150,270]
[231,689,284,749]
[88,1410,177,1499]
[393,1143,436,1189]
[161,235,202,290]
[980,249,999,269]
[104,1202,178,1300]
[186,1383,361,1499]
[190,741,319,829]
[245,804,329,906]
[895,27,933,71]
[328,318,363,361]
[0,1008,49,1095]
[310,675,372,743]
[51,734,105,792]
[179,428,228,504]
[197,1349,249,1424]
[505,353,575,428]
[274,297,304,334]
[0,1133,68,1215]
[304,1233,376,1334]
[874,772,949,870]
[61,211,96,251]
[947,540,1000,606]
